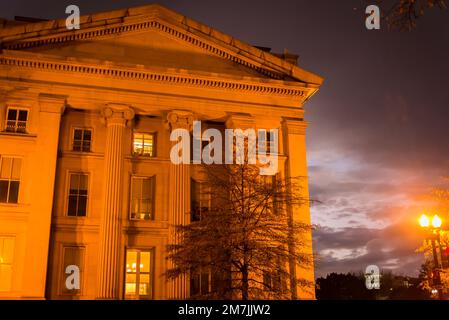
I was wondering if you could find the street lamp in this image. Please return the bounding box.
[419,213,444,299]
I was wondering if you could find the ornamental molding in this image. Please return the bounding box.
[0,52,312,99]
[282,117,308,135]
[1,18,284,80]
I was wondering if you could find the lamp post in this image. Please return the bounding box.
[419,214,444,300]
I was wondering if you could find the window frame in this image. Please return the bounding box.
[59,244,86,296]
[123,247,155,300]
[0,235,15,293]
[71,127,93,153]
[65,172,89,218]
[129,175,155,221]
[190,267,212,297]
[4,107,29,134]
[0,156,22,204]
[132,132,157,158]
[190,179,211,222]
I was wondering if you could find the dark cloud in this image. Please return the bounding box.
[313,221,425,278]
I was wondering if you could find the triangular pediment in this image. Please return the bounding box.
[20,29,269,78]
[0,4,323,86]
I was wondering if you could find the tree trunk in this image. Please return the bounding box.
[242,264,249,300]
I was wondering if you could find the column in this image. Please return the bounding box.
[166,110,194,299]
[96,104,134,299]
[282,117,315,300]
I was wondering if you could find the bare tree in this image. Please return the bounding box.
[166,162,313,300]
[384,0,447,30]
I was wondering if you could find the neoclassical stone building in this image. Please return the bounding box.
[0,4,323,299]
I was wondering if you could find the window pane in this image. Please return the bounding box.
[139,274,150,295]
[140,252,151,273]
[68,196,78,216]
[73,141,82,151]
[11,158,21,180]
[0,158,12,179]
[0,237,15,264]
[74,129,82,140]
[18,110,28,121]
[133,134,144,154]
[125,274,137,294]
[8,181,19,203]
[79,175,88,191]
[0,181,8,203]
[82,141,91,152]
[69,174,79,192]
[126,250,138,273]
[77,196,87,216]
[7,109,17,121]
[190,273,200,296]
[132,178,142,200]
[142,179,152,199]
[83,130,91,141]
[201,272,209,294]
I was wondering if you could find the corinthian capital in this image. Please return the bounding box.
[165,110,194,132]
[101,103,135,127]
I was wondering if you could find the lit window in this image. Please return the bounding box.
[125,249,153,299]
[191,179,209,222]
[0,236,15,292]
[61,246,84,295]
[130,176,154,220]
[67,173,88,217]
[0,156,21,204]
[133,133,155,157]
[73,129,92,152]
[5,108,28,133]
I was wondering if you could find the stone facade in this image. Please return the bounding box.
[0,4,323,299]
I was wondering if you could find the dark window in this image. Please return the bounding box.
[67,173,88,217]
[5,108,28,133]
[73,129,92,152]
[0,157,21,203]
[190,269,210,297]
[191,179,209,222]
[130,176,155,220]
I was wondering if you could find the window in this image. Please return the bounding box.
[0,157,21,204]
[190,269,210,297]
[5,108,28,133]
[61,246,84,295]
[125,249,153,299]
[258,129,276,154]
[72,128,92,152]
[133,133,156,157]
[191,179,209,222]
[67,173,88,217]
[0,236,15,292]
[130,176,155,220]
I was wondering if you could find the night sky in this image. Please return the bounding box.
[2,0,448,278]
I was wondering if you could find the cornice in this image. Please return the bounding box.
[0,50,313,99]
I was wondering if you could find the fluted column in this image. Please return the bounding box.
[96,104,134,299]
[166,110,194,299]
